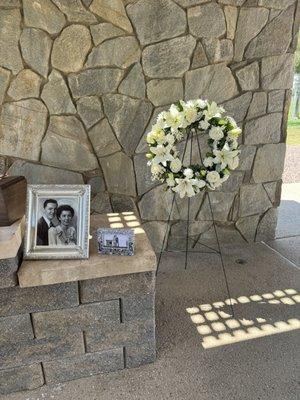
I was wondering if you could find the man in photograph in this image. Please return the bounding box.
[36,199,58,245]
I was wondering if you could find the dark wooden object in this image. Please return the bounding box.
[0,176,27,226]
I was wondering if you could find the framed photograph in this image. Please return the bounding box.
[97,228,134,256]
[24,184,90,259]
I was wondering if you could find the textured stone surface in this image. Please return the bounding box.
[0,282,78,317]
[147,79,183,107]
[0,255,19,289]
[41,70,76,115]
[52,0,97,23]
[125,340,156,368]
[88,118,121,158]
[244,113,282,145]
[222,92,252,123]
[76,96,104,129]
[224,5,238,40]
[91,23,125,46]
[188,3,226,38]
[236,214,261,242]
[0,99,47,161]
[191,41,208,69]
[88,175,106,195]
[111,194,138,213]
[23,0,65,35]
[0,364,44,395]
[43,349,124,384]
[52,25,91,73]
[103,94,152,155]
[234,7,269,61]
[0,67,10,104]
[68,68,124,98]
[134,153,159,195]
[7,160,84,184]
[91,192,112,214]
[238,145,256,171]
[258,0,295,9]
[235,62,259,91]
[127,0,186,45]
[87,37,140,69]
[203,38,233,63]
[41,116,98,172]
[20,28,52,78]
[247,92,267,120]
[8,69,41,101]
[0,314,33,342]
[239,184,272,217]
[256,207,278,241]
[268,90,285,112]
[263,181,281,205]
[185,63,238,103]
[142,221,170,252]
[90,0,133,32]
[245,6,294,59]
[118,63,146,98]
[252,143,286,183]
[261,54,294,89]
[101,152,137,196]
[0,9,23,74]
[142,35,196,78]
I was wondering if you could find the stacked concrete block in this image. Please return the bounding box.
[0,271,156,395]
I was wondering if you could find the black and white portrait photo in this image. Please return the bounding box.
[24,185,90,260]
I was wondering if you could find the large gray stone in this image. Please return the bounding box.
[41,116,98,172]
[0,314,33,342]
[41,70,76,115]
[147,79,183,107]
[7,160,84,184]
[185,63,238,104]
[90,23,125,46]
[261,54,294,89]
[244,113,282,145]
[202,38,233,63]
[215,171,244,193]
[190,41,209,69]
[23,0,65,35]
[127,0,186,45]
[88,118,121,158]
[234,7,269,61]
[256,207,278,242]
[87,175,106,195]
[134,153,159,195]
[268,90,285,113]
[245,6,294,59]
[238,145,257,171]
[100,152,137,196]
[258,0,295,10]
[52,25,92,73]
[188,3,226,38]
[90,0,133,32]
[247,92,267,120]
[76,96,104,129]
[103,94,152,155]
[0,67,11,104]
[91,192,112,214]
[118,63,146,99]
[0,364,44,395]
[0,0,21,7]
[142,221,170,252]
[0,9,23,74]
[142,35,196,78]
[201,192,236,222]
[86,36,140,69]
[239,184,272,217]
[8,69,42,101]
[0,99,47,161]
[222,92,252,123]
[111,194,138,214]
[218,0,246,4]
[235,62,259,91]
[263,181,281,206]
[52,0,97,23]
[235,214,260,242]
[68,68,124,98]
[173,0,209,6]
[20,28,52,78]
[252,143,286,183]
[224,5,238,40]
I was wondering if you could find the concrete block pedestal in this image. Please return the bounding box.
[0,213,157,395]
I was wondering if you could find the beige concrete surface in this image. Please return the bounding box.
[5,241,300,400]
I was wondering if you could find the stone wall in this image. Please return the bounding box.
[0,0,299,250]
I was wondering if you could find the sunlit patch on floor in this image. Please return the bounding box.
[186,288,300,349]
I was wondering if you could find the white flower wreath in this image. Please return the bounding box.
[146,99,242,198]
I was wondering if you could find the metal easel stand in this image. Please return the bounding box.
[155,127,234,316]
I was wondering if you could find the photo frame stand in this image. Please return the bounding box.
[155,128,234,315]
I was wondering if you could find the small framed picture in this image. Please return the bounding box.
[97,228,134,256]
[24,184,90,259]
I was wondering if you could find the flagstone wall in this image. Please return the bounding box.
[0,0,298,250]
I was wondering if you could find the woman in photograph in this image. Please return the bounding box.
[48,205,77,246]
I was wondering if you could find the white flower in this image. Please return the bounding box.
[172,177,196,198]
[203,101,224,121]
[170,157,182,173]
[206,171,222,187]
[198,119,210,130]
[203,157,214,167]
[150,144,174,166]
[227,127,242,140]
[164,133,175,145]
[166,173,175,187]
[194,179,206,191]
[147,124,166,144]
[182,102,198,124]
[164,104,185,130]
[151,163,165,176]
[209,126,224,141]
[227,156,239,170]
[183,168,194,179]
[213,146,240,169]
[227,116,237,128]
[228,139,239,150]
[195,99,207,109]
